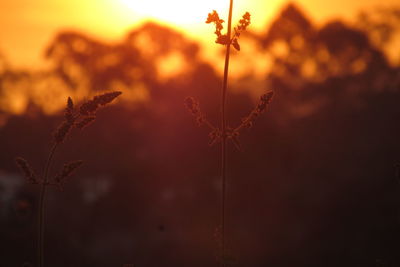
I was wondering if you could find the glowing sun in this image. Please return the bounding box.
[120,0,232,25]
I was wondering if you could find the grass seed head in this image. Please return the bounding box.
[80,91,122,115]
[54,160,84,185]
[15,157,39,184]
[75,116,96,129]
[65,97,75,123]
[53,121,73,144]
[206,10,226,43]
[95,91,122,106]
[231,12,251,51]
[184,97,200,115]
[257,91,274,113]
[184,97,209,127]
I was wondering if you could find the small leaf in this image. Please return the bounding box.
[232,39,240,51]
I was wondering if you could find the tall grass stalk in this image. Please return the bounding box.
[38,143,57,267]
[185,1,273,265]
[221,0,234,264]
[15,91,121,267]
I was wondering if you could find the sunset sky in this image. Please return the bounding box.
[1,0,399,68]
[1,2,400,267]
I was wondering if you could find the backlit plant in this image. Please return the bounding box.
[185,1,274,266]
[15,91,121,267]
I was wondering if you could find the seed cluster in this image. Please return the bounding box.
[185,90,273,149]
[184,97,207,126]
[80,91,122,115]
[185,11,273,151]
[16,91,122,189]
[15,157,39,184]
[54,91,121,144]
[236,91,274,130]
[54,160,84,189]
[206,10,251,51]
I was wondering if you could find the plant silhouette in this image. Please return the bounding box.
[15,91,121,267]
[1,2,399,266]
[185,1,273,265]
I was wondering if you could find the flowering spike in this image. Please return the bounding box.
[53,121,73,144]
[206,10,224,27]
[257,91,274,113]
[206,10,226,44]
[80,91,122,115]
[232,12,251,44]
[185,97,216,130]
[95,91,122,106]
[15,157,39,184]
[75,116,96,129]
[184,97,200,115]
[234,91,274,133]
[65,97,75,123]
[79,100,96,115]
[54,160,84,187]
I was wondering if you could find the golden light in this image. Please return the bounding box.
[120,0,230,26]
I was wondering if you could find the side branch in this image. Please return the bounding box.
[234,91,274,133]
[184,97,216,130]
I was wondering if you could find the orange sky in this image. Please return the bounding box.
[1,0,399,68]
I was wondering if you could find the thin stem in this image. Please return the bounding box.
[38,143,58,267]
[221,0,233,265]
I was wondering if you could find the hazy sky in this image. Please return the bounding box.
[1,0,399,67]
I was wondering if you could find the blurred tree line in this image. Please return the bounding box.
[0,3,400,267]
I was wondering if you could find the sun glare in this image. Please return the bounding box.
[120,0,236,26]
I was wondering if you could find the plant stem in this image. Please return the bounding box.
[221,0,233,265]
[38,143,58,267]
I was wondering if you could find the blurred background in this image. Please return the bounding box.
[1,0,400,266]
